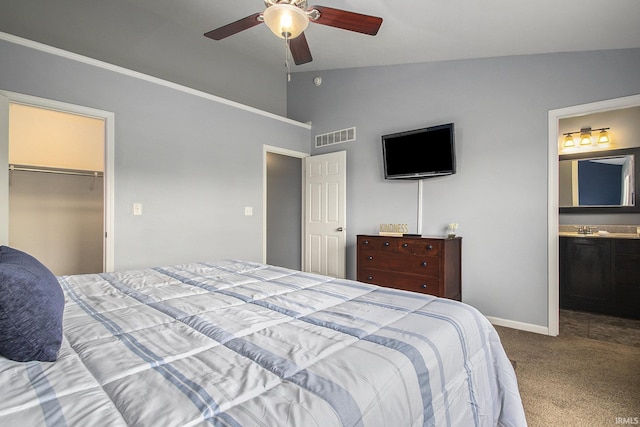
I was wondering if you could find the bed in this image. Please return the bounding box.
[0,254,526,426]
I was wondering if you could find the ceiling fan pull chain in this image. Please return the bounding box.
[284,34,291,82]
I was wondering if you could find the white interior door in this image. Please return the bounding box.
[304,151,346,278]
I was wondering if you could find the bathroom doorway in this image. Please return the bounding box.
[548,93,640,336]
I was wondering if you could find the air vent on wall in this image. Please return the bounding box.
[315,127,356,148]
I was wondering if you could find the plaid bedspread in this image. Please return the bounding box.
[0,259,526,426]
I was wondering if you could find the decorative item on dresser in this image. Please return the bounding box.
[357,235,462,300]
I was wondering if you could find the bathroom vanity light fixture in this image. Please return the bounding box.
[562,127,611,148]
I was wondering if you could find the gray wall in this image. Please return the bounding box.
[0,4,288,116]
[287,49,640,328]
[0,38,311,270]
[267,152,302,270]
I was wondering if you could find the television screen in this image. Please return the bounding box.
[382,123,456,180]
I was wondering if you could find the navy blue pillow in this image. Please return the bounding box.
[0,246,64,362]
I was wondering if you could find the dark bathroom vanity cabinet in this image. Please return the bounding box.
[560,236,640,319]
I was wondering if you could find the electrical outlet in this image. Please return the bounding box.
[133,203,143,216]
[244,207,253,216]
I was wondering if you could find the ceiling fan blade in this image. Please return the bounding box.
[204,13,263,40]
[309,6,383,35]
[289,32,313,65]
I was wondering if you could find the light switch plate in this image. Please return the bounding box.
[133,203,142,216]
[244,207,253,216]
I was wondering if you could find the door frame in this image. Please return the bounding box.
[263,145,309,266]
[1,90,115,272]
[547,93,640,336]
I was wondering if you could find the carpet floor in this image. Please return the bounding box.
[495,325,640,426]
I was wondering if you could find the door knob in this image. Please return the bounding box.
[337,227,344,232]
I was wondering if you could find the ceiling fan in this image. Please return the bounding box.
[204,0,383,66]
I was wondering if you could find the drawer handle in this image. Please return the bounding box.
[426,245,433,250]
[367,276,373,280]
[364,240,369,245]
[402,243,408,248]
[368,256,373,260]
[421,261,428,267]
[421,283,427,289]
[384,241,390,246]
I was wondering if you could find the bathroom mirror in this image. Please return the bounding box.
[559,147,639,213]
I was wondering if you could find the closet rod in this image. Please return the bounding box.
[9,164,103,178]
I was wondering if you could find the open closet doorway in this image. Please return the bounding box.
[1,91,115,274]
[264,145,308,270]
[9,104,104,275]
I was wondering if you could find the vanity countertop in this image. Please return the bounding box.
[559,231,640,239]
[559,225,640,239]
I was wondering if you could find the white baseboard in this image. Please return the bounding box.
[486,316,550,336]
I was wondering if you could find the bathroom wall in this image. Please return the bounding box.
[559,106,640,225]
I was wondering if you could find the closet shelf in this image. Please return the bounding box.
[9,164,103,177]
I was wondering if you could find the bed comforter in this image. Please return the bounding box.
[0,259,526,426]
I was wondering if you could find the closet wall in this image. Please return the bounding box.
[266,152,302,270]
[8,104,104,275]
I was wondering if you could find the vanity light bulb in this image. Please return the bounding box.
[597,130,610,144]
[280,13,293,29]
[579,134,592,146]
[563,135,575,148]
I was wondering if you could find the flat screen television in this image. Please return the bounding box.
[382,123,456,180]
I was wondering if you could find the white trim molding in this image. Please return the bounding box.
[0,32,311,130]
[486,316,549,336]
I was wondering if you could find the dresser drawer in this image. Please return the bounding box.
[358,251,441,277]
[397,239,442,257]
[359,268,440,295]
[358,236,398,252]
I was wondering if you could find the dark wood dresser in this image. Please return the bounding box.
[357,234,462,300]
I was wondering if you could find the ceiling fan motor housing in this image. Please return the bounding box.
[264,0,307,9]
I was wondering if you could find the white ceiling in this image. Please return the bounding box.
[1,0,639,81]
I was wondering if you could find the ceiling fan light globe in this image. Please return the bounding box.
[263,4,309,39]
